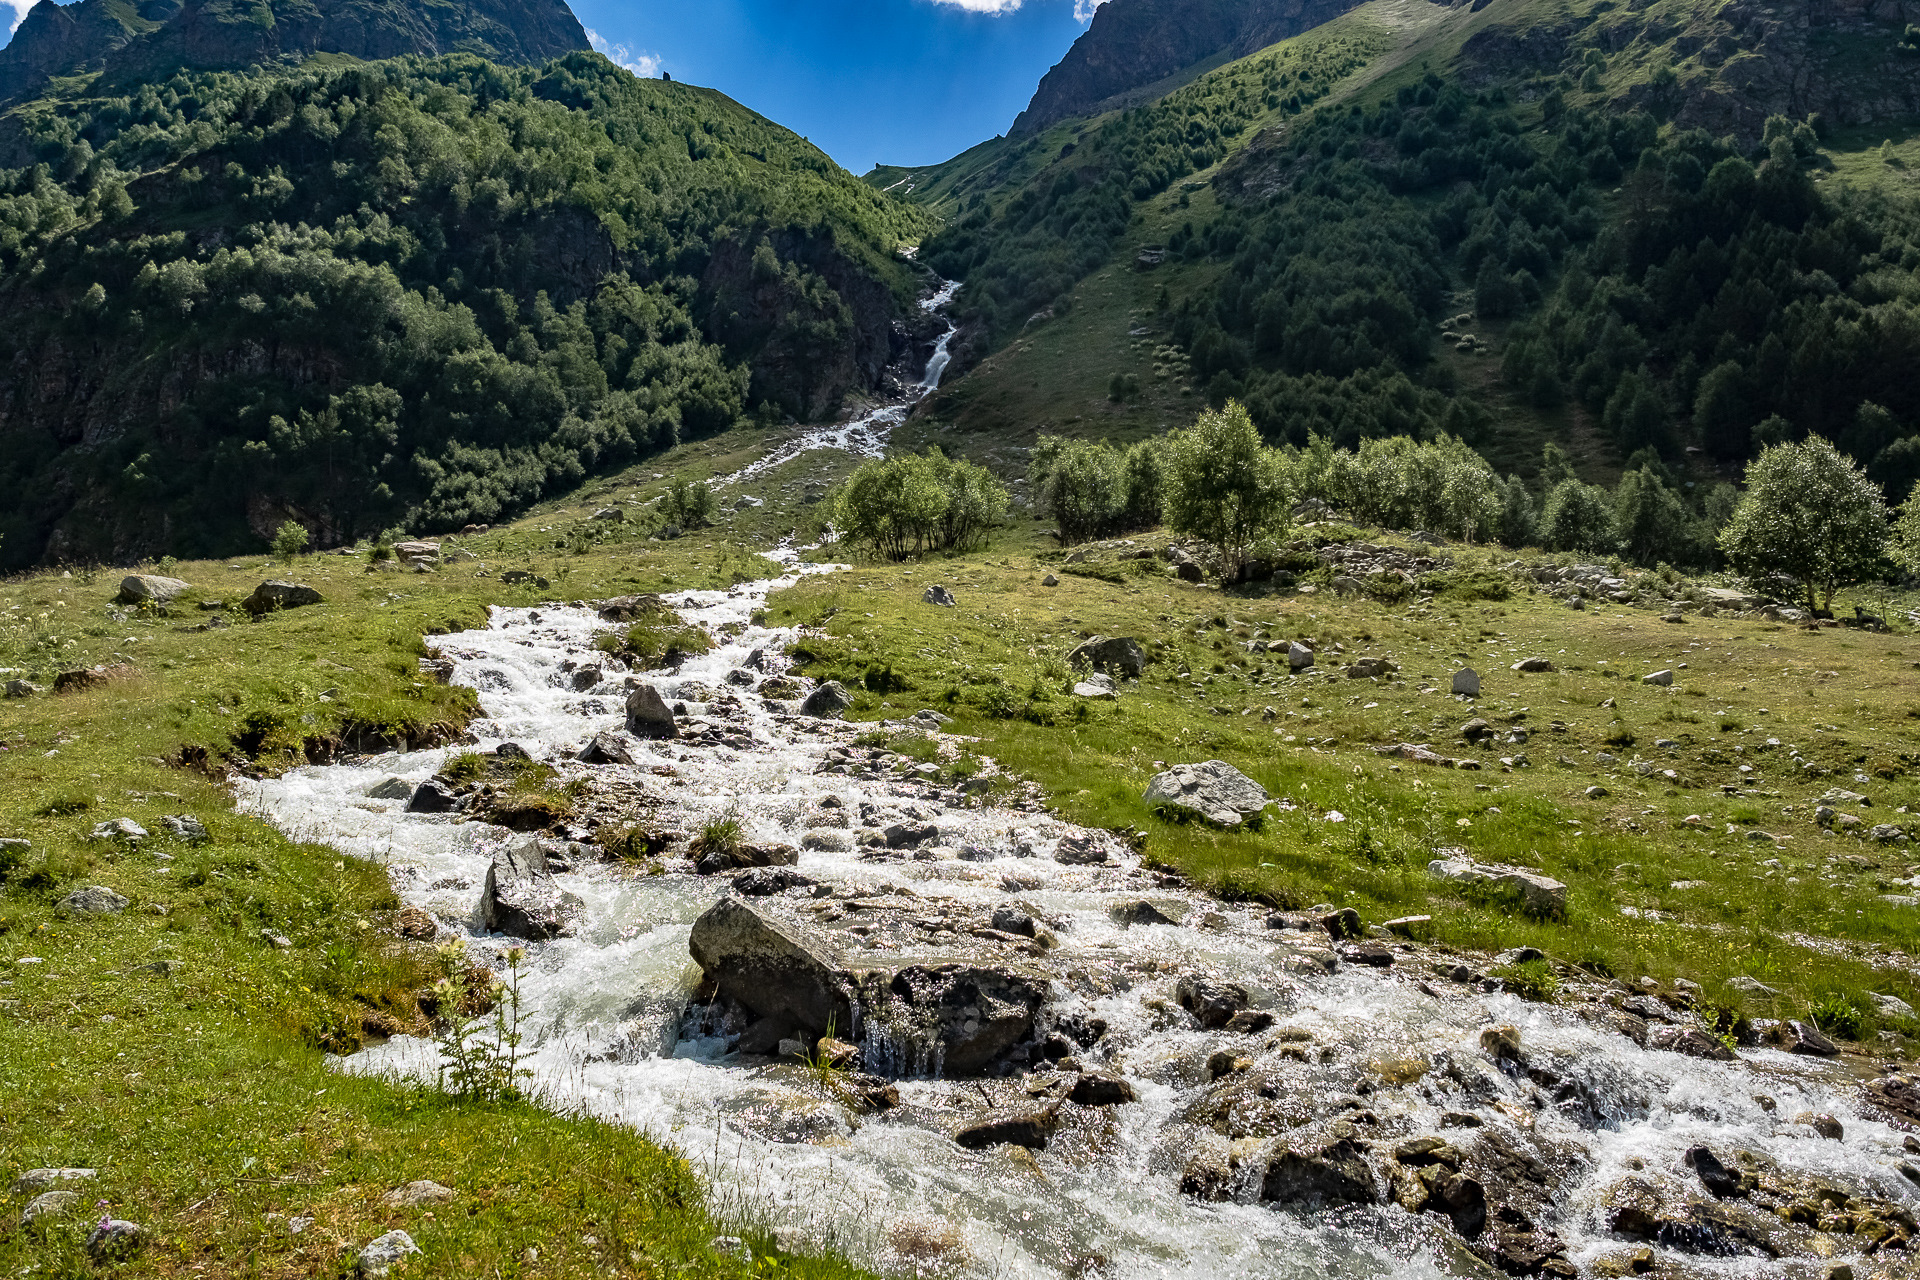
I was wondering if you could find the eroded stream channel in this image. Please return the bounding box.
[239,554,1920,1280]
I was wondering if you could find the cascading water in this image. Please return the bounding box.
[718,279,960,493]
[241,560,1920,1280]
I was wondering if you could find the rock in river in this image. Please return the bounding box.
[483,839,583,940]
[625,685,679,739]
[687,896,1048,1076]
[1144,760,1272,828]
[800,680,853,719]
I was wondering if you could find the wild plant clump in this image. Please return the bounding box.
[432,940,530,1104]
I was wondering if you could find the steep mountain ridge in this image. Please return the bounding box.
[0,0,589,106]
[0,53,929,567]
[1012,0,1370,135]
[883,0,1920,553]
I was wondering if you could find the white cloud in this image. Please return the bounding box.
[922,0,1027,12]
[4,0,36,38]
[586,28,663,78]
[1073,0,1109,19]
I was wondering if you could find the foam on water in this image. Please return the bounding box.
[241,557,1916,1279]
[717,279,960,494]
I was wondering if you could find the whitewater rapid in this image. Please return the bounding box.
[238,562,1918,1280]
[717,279,960,493]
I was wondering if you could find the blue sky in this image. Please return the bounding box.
[0,0,1098,172]
[570,0,1100,172]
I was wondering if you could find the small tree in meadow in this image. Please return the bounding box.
[1162,400,1286,580]
[1719,436,1889,613]
[270,519,310,563]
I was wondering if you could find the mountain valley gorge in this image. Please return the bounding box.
[3,0,1920,1276]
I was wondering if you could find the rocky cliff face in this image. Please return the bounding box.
[0,0,589,104]
[1012,0,1365,135]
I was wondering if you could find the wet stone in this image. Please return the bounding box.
[952,1104,1058,1150]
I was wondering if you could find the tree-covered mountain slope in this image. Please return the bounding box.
[877,0,1920,557]
[0,0,591,107]
[0,52,930,568]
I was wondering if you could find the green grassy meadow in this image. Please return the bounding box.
[0,510,876,1278]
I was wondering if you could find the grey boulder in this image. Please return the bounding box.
[21,1190,80,1225]
[368,776,416,801]
[88,817,147,843]
[1451,668,1480,698]
[1428,857,1567,917]
[241,581,324,615]
[624,684,679,739]
[799,681,853,719]
[1144,760,1272,828]
[578,730,638,765]
[1067,636,1147,679]
[405,780,459,814]
[1286,643,1315,672]
[57,885,129,916]
[1072,673,1117,699]
[483,839,583,941]
[161,814,211,845]
[923,585,957,607]
[687,896,1048,1076]
[116,574,190,605]
[357,1230,421,1276]
[86,1219,144,1261]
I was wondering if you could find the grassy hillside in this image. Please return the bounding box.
[0,51,930,571]
[883,0,1920,526]
[4,406,1918,1271]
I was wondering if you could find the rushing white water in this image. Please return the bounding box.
[718,279,961,493]
[240,561,1918,1280]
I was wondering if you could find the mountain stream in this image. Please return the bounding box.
[238,286,1919,1280]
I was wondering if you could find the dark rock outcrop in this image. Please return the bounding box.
[624,685,678,740]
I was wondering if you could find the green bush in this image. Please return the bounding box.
[1810,994,1864,1041]
[1029,436,1165,544]
[270,520,311,563]
[832,449,1008,561]
[661,478,718,531]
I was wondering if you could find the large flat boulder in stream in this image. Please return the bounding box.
[483,839,583,940]
[688,896,1049,1076]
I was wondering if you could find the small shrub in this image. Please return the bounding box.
[433,940,530,1103]
[270,519,311,563]
[1602,723,1637,749]
[1492,959,1560,1002]
[690,806,745,861]
[1429,570,1513,602]
[36,790,94,816]
[661,477,717,530]
[1810,994,1864,1041]
[439,752,488,783]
